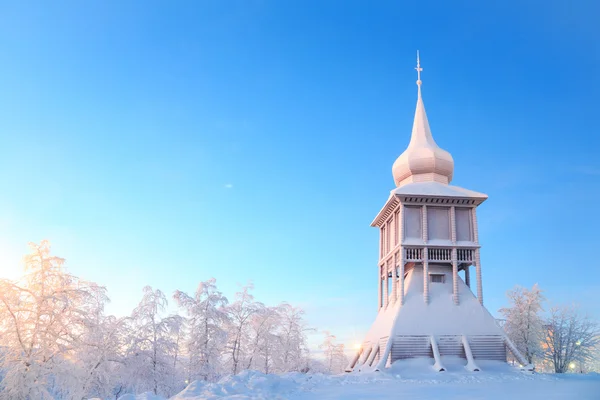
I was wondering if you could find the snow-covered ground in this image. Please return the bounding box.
[119,358,600,400]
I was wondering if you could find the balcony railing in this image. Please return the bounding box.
[402,247,475,263]
[457,249,474,262]
[428,248,452,261]
[404,247,423,261]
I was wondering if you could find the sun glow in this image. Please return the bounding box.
[0,241,23,280]
[353,343,361,350]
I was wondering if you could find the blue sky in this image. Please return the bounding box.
[0,0,599,349]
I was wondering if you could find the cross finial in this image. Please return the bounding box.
[415,50,423,96]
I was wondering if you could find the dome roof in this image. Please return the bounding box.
[392,57,454,187]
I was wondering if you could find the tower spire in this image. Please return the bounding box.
[415,50,423,97]
[391,52,455,187]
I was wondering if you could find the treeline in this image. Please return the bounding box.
[0,241,348,400]
[499,284,599,373]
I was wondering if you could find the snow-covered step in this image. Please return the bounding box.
[391,335,433,362]
[376,336,390,365]
[437,335,466,358]
[467,335,507,361]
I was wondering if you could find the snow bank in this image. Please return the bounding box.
[117,392,166,400]
[166,365,600,400]
[171,370,309,399]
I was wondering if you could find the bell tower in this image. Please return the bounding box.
[346,53,531,373]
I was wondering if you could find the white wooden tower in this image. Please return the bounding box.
[346,53,530,373]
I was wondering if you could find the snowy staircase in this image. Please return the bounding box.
[437,335,466,358]
[467,335,507,361]
[391,335,433,362]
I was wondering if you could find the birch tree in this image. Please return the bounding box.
[128,286,184,396]
[69,314,130,400]
[173,278,228,382]
[246,305,281,373]
[277,303,310,373]
[542,305,599,373]
[499,284,545,364]
[319,331,348,374]
[225,284,261,375]
[0,240,108,400]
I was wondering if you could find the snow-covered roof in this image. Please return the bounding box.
[391,181,488,200]
[371,182,487,227]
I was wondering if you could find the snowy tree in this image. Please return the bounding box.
[276,303,310,373]
[174,278,228,382]
[245,305,281,373]
[541,305,600,373]
[127,286,184,397]
[69,314,130,400]
[499,284,545,364]
[225,284,262,375]
[0,241,109,399]
[319,331,348,374]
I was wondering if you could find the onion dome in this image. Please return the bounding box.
[392,53,454,187]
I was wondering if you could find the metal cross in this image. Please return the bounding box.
[415,50,423,86]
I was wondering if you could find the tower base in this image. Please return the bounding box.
[347,265,532,372]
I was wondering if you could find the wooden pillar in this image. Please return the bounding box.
[398,204,404,244]
[423,252,429,304]
[450,206,457,244]
[422,205,429,304]
[452,248,459,305]
[397,206,405,305]
[383,265,389,308]
[475,248,483,305]
[422,205,428,244]
[465,266,471,288]
[399,253,405,305]
[471,208,479,244]
[391,256,397,305]
[378,265,382,310]
[471,208,483,305]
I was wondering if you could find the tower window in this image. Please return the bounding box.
[427,207,450,240]
[430,274,445,283]
[455,208,473,241]
[404,206,422,239]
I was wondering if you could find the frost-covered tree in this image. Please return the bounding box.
[499,284,545,364]
[127,286,184,397]
[225,284,262,374]
[0,240,108,400]
[69,314,130,399]
[174,278,228,382]
[541,305,599,373]
[277,303,310,373]
[246,305,281,373]
[319,331,348,374]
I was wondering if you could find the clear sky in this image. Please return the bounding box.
[0,1,599,350]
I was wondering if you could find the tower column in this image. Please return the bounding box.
[450,206,457,244]
[423,253,429,304]
[383,264,389,308]
[397,205,404,305]
[399,251,405,305]
[452,248,459,305]
[475,248,483,305]
[471,208,483,305]
[471,207,480,244]
[422,205,429,304]
[465,266,471,288]
[391,255,397,304]
[378,266,382,310]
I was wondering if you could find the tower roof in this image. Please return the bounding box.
[392,52,454,187]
